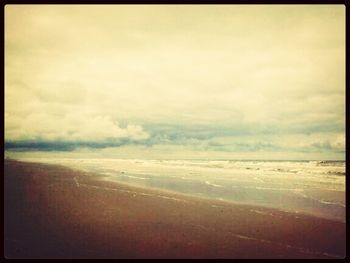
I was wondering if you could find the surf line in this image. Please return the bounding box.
[73,177,191,204]
[204,180,224,188]
[293,190,346,207]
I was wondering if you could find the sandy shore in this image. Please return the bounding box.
[4,160,346,259]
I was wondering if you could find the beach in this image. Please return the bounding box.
[4,160,346,259]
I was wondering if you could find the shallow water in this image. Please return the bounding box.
[17,158,346,222]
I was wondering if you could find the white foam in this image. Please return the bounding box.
[73,177,80,187]
[235,234,255,240]
[293,190,346,207]
[249,209,273,216]
[205,181,224,188]
[123,175,148,180]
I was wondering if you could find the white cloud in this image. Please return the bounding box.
[5,112,149,142]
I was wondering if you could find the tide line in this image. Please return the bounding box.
[73,177,191,204]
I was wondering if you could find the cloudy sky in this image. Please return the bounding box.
[5,5,345,160]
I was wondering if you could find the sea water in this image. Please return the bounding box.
[18,158,346,222]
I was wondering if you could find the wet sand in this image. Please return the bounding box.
[4,160,346,259]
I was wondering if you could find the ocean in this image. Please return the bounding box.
[16,158,345,222]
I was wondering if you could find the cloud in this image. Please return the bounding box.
[5,112,149,142]
[5,122,345,159]
[4,5,345,159]
[5,140,134,152]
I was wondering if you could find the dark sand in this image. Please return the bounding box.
[4,160,346,259]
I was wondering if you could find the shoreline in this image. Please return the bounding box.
[4,160,346,258]
[9,157,346,223]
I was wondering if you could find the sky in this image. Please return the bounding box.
[4,5,345,160]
